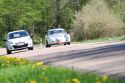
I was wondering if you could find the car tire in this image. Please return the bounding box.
[46,44,51,48]
[46,41,51,48]
[67,42,70,45]
[64,43,66,45]
[7,49,11,54]
[28,47,34,50]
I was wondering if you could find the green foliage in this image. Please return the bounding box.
[0,0,83,45]
[0,0,79,34]
[1,0,125,45]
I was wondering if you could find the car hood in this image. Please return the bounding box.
[8,36,31,44]
[50,33,66,38]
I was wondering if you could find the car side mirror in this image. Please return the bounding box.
[66,32,69,34]
[3,39,7,41]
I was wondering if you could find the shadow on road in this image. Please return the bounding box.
[31,43,125,80]
[36,43,125,63]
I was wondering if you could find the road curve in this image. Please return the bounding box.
[1,41,125,80]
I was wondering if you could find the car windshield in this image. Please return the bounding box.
[9,31,28,39]
[49,30,64,35]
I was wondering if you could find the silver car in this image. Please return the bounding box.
[45,28,71,47]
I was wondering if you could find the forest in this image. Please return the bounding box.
[0,0,125,45]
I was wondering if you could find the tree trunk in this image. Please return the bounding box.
[4,15,13,32]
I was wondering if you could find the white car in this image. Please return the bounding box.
[45,28,71,47]
[4,30,33,54]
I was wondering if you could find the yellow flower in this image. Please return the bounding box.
[16,58,21,61]
[40,76,48,81]
[4,59,10,63]
[20,61,23,64]
[72,78,80,83]
[36,62,43,66]
[30,80,37,83]
[65,79,70,83]
[43,77,48,81]
[102,75,108,81]
[96,81,101,83]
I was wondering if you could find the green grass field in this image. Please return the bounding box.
[73,36,125,44]
[0,56,124,83]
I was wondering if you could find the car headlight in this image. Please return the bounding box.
[8,41,14,44]
[27,37,32,41]
[49,37,55,40]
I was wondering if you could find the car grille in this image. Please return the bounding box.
[13,44,28,49]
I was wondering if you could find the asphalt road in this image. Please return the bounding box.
[1,41,125,80]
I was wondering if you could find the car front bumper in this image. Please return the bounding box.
[7,43,33,51]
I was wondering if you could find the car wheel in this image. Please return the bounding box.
[46,44,51,48]
[46,41,51,48]
[64,43,66,45]
[67,42,70,45]
[7,49,11,54]
[28,47,34,50]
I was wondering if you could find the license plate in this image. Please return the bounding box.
[17,43,24,46]
[58,41,64,44]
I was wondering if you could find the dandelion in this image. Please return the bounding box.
[36,62,43,66]
[102,75,108,81]
[20,61,23,64]
[96,81,101,83]
[72,78,80,83]
[5,59,10,63]
[30,80,37,83]
[16,58,21,62]
[65,79,70,83]
[43,77,48,81]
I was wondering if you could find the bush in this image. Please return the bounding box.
[72,0,124,41]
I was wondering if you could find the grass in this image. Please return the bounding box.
[0,56,124,83]
[73,36,125,44]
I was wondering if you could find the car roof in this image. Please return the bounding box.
[8,30,27,34]
[48,28,64,31]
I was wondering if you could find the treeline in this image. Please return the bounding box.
[1,0,125,44]
[0,0,87,36]
[0,0,89,45]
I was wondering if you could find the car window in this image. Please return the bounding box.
[9,31,28,39]
[49,30,64,35]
